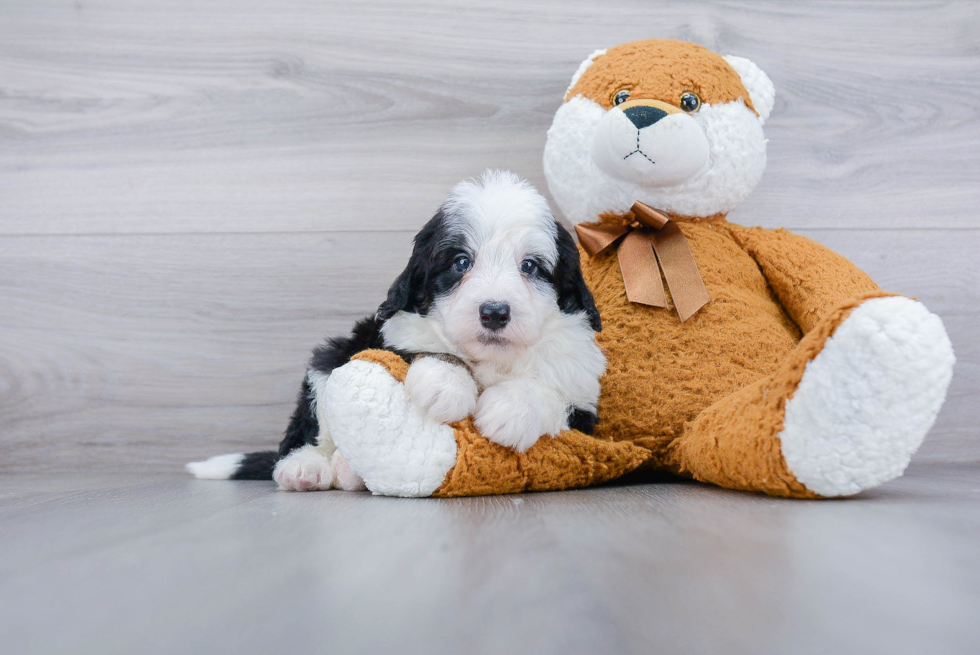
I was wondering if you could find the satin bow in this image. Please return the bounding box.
[574,201,710,322]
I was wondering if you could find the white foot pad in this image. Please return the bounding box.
[780,297,955,496]
[323,359,458,497]
[273,444,335,491]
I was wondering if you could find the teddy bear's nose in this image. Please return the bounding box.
[623,105,668,129]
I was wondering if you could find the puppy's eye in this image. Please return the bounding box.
[519,259,538,275]
[453,254,471,272]
[613,89,631,106]
[680,92,701,113]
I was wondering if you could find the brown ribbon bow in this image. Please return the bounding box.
[574,201,710,322]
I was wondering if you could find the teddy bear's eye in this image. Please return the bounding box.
[680,92,701,113]
[613,89,632,106]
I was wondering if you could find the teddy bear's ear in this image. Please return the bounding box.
[723,55,775,125]
[564,49,607,99]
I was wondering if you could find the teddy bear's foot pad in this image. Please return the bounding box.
[779,296,954,497]
[323,359,458,497]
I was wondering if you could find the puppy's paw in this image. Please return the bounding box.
[273,445,334,491]
[404,356,478,424]
[331,451,366,492]
[475,382,564,452]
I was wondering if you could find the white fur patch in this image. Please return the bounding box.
[273,443,335,491]
[443,170,559,270]
[324,360,458,497]
[474,379,567,452]
[779,297,955,497]
[404,356,479,424]
[185,453,244,480]
[470,310,605,417]
[545,95,768,222]
[387,305,605,454]
[381,311,459,356]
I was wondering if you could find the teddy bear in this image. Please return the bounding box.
[320,39,955,499]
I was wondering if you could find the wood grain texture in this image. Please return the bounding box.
[1,0,979,234]
[0,229,975,471]
[1,465,979,654]
[0,0,978,472]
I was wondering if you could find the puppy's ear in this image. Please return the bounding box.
[376,266,414,320]
[376,209,445,320]
[552,221,601,332]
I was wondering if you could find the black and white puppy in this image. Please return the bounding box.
[187,170,604,491]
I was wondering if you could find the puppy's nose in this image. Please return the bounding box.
[623,105,667,129]
[479,302,510,331]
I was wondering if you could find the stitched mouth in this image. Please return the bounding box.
[623,130,655,164]
[624,149,655,164]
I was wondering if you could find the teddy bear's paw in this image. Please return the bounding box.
[404,356,478,424]
[779,296,955,497]
[322,359,458,497]
[272,444,335,492]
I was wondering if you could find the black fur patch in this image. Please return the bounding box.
[276,317,413,462]
[277,379,320,458]
[230,451,279,480]
[568,407,599,435]
[548,221,602,331]
[310,316,401,374]
[377,209,469,319]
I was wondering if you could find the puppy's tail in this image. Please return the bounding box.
[185,451,278,480]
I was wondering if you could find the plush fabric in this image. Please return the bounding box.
[545,43,771,222]
[327,39,954,499]
[564,39,758,114]
[666,290,892,498]
[344,350,647,497]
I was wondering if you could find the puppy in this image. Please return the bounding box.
[187,170,605,491]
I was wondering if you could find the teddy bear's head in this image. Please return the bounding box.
[544,39,775,224]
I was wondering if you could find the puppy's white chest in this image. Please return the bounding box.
[470,361,525,391]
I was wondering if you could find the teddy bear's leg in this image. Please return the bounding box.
[669,295,954,498]
[321,350,647,497]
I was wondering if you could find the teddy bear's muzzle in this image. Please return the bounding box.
[591,99,710,188]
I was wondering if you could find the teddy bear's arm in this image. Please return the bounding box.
[727,224,881,333]
[326,349,647,497]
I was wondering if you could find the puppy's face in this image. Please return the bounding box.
[378,171,600,363]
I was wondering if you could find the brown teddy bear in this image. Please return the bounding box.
[322,39,955,499]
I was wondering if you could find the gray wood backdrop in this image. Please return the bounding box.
[1,0,978,473]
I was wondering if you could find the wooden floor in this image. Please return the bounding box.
[1,1,979,652]
[2,464,979,654]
